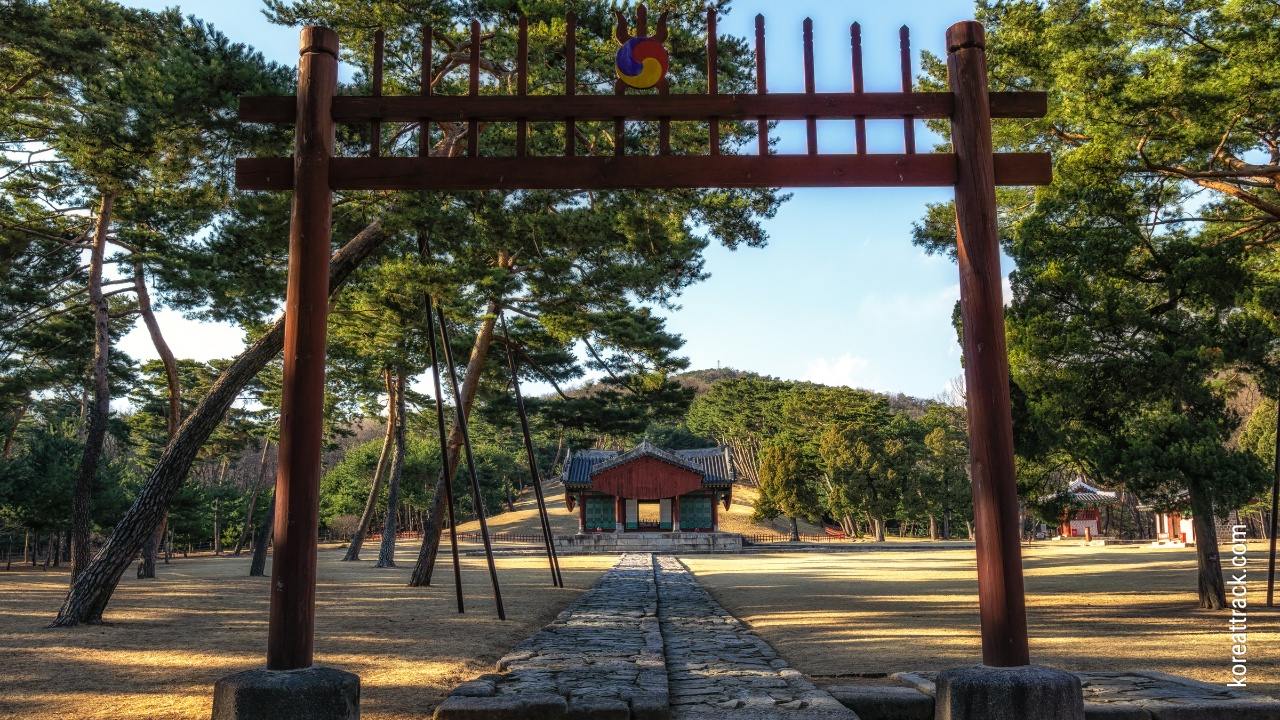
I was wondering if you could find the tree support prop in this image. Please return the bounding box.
[437,305,506,620]
[500,314,563,588]
[416,245,464,611]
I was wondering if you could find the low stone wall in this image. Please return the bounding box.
[554,532,743,555]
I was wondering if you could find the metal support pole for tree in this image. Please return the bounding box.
[266,26,337,671]
[421,245,464,613]
[436,306,506,620]
[946,20,1031,668]
[500,314,563,588]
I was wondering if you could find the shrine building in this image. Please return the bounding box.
[1057,478,1118,539]
[555,442,743,553]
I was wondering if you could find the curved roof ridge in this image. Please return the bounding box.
[588,441,706,478]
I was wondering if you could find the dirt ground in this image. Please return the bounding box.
[0,545,614,720]
[682,543,1279,696]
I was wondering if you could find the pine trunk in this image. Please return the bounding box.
[70,193,115,582]
[234,439,272,555]
[212,498,222,555]
[138,515,165,579]
[375,373,408,568]
[929,514,939,540]
[51,220,385,626]
[410,300,501,587]
[344,369,396,561]
[1188,481,1227,609]
[250,491,275,577]
[135,260,182,576]
[3,403,27,459]
[788,516,800,542]
[873,517,886,543]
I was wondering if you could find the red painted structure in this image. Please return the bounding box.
[563,442,733,534]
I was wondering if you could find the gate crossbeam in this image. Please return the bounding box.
[235,90,1051,192]
[225,14,1050,705]
[237,153,1051,192]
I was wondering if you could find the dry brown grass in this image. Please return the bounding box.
[681,543,1280,696]
[0,545,614,720]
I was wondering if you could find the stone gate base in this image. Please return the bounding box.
[554,532,743,554]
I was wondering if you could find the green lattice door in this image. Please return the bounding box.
[584,497,616,530]
[679,496,712,530]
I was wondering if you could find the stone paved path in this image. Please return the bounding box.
[436,553,856,719]
[653,556,857,719]
[438,553,668,719]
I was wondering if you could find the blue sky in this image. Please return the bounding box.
[117,0,987,401]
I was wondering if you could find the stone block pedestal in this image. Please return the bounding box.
[935,665,1084,720]
[211,666,360,720]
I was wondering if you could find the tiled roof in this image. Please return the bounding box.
[1067,478,1117,505]
[562,449,616,488]
[672,447,734,487]
[560,442,735,490]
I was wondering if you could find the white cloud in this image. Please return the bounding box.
[803,353,880,391]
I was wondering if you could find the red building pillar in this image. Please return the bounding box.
[672,494,681,532]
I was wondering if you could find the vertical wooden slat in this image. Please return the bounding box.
[420,26,432,157]
[267,25,337,672]
[755,14,768,156]
[637,4,648,37]
[614,88,626,157]
[468,21,480,158]
[708,8,719,156]
[371,29,383,157]
[517,16,528,158]
[900,25,916,154]
[654,7,669,156]
[851,23,867,155]
[565,12,576,157]
[947,19,1029,668]
[803,18,817,156]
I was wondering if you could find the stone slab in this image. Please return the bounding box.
[935,665,1085,720]
[434,693,567,719]
[826,685,933,720]
[211,666,359,720]
[653,556,858,719]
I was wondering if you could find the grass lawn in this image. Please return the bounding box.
[681,542,1279,696]
[0,545,614,720]
[4,527,1273,718]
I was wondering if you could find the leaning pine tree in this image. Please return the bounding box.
[911,0,1279,608]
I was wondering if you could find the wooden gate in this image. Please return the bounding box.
[236,8,1049,672]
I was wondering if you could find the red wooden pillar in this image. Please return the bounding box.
[267,26,337,671]
[946,20,1031,668]
[672,494,681,532]
[578,494,586,532]
[616,496,625,532]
